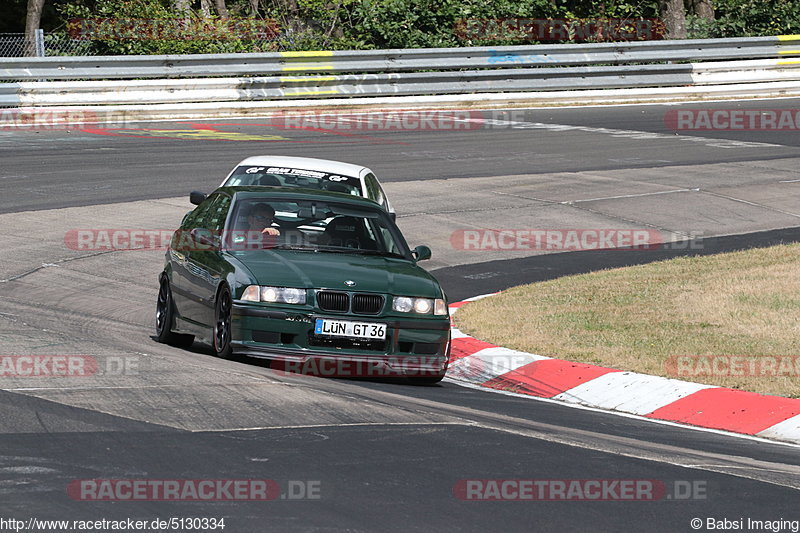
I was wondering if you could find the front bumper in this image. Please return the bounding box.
[231,303,451,377]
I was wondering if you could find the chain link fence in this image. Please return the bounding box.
[0,31,95,57]
[0,30,287,58]
[44,33,98,56]
[0,31,44,57]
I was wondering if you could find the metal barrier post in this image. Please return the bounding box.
[35,29,45,57]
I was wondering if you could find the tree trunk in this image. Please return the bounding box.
[24,0,46,57]
[686,0,715,20]
[214,0,230,19]
[250,0,259,16]
[200,0,213,17]
[659,0,687,38]
[173,0,191,14]
[285,0,303,32]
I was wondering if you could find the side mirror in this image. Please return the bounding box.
[389,212,397,222]
[190,191,207,206]
[412,245,432,261]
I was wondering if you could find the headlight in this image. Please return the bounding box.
[240,285,306,305]
[392,296,448,316]
[392,297,414,313]
[414,298,432,314]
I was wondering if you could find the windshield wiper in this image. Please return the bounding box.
[317,248,404,258]
[348,249,405,258]
[272,244,317,251]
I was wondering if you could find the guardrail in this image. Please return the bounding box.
[1,35,799,110]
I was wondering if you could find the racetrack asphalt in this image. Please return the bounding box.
[0,99,799,531]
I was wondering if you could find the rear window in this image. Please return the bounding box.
[225,166,362,197]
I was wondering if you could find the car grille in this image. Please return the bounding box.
[317,291,349,312]
[316,291,385,315]
[352,294,384,315]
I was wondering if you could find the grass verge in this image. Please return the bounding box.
[454,243,800,398]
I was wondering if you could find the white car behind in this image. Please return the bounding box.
[219,156,395,217]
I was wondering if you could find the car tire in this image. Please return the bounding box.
[213,285,235,359]
[155,277,194,348]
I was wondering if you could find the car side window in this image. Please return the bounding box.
[373,222,403,256]
[377,184,388,209]
[364,174,384,206]
[181,197,214,230]
[180,193,231,233]
[204,194,232,232]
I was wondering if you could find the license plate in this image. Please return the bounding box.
[314,318,386,340]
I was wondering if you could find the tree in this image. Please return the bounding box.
[275,0,303,33]
[659,0,687,38]
[686,0,715,20]
[173,0,191,14]
[214,0,229,18]
[24,0,45,56]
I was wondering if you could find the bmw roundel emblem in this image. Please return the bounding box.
[344,280,356,287]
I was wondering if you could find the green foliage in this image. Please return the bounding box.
[348,0,558,48]
[53,0,800,54]
[260,0,373,50]
[686,0,800,38]
[558,0,659,18]
[56,0,280,55]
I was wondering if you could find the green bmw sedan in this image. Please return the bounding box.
[156,186,450,383]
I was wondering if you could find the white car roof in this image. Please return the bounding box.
[235,156,370,178]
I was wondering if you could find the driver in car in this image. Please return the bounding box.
[237,203,282,250]
[247,203,281,237]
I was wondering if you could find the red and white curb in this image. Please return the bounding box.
[446,294,800,445]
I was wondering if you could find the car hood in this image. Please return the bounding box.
[226,250,443,297]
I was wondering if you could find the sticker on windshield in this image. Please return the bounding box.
[238,166,358,186]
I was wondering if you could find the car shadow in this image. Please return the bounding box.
[149,335,444,386]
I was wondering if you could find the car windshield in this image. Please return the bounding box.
[225,197,409,258]
[225,165,363,197]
